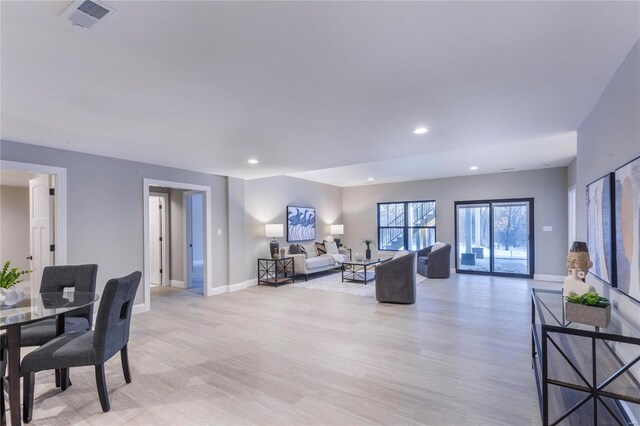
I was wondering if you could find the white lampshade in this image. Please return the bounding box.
[330,224,344,235]
[265,224,284,238]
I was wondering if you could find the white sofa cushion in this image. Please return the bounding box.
[306,255,333,270]
[301,243,318,258]
[324,241,339,255]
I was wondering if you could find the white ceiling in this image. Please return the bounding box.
[1,1,639,186]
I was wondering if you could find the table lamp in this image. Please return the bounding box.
[330,224,344,247]
[265,224,284,257]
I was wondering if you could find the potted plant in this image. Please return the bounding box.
[565,291,611,328]
[362,239,374,260]
[0,261,30,308]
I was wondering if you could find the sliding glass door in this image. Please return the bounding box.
[455,199,534,278]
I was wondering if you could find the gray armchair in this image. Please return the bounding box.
[375,252,417,304]
[416,244,451,278]
[22,271,141,421]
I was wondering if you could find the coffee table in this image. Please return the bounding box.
[342,259,383,284]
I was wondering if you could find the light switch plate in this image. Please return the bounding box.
[218,229,222,236]
[543,226,552,232]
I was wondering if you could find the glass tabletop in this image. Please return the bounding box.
[0,291,99,329]
[343,259,383,266]
[532,288,640,341]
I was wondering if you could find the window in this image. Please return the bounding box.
[377,200,436,251]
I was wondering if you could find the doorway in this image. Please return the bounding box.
[185,191,205,292]
[148,192,169,286]
[455,198,534,278]
[0,161,67,295]
[142,179,212,312]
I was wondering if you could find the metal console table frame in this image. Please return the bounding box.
[531,288,640,426]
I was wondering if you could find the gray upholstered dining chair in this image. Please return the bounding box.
[1,357,5,426]
[21,271,141,422]
[0,265,98,354]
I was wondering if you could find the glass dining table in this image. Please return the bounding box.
[1,291,99,426]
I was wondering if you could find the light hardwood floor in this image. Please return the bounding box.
[21,273,561,425]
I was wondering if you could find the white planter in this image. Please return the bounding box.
[0,286,25,308]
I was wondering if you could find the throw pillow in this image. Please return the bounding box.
[301,243,318,258]
[297,244,308,258]
[393,250,409,260]
[431,242,446,252]
[289,244,301,255]
[324,240,339,255]
[315,241,327,255]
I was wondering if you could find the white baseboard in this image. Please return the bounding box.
[170,279,186,288]
[229,279,258,292]
[209,286,228,296]
[534,274,565,283]
[132,303,148,315]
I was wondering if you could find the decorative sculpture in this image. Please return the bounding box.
[566,241,593,279]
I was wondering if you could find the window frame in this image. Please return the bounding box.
[377,200,436,252]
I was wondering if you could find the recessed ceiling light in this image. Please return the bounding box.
[367,177,374,181]
[248,159,259,165]
[469,166,478,170]
[413,127,429,135]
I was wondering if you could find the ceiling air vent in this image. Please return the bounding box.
[60,0,116,30]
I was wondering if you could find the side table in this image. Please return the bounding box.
[257,257,295,287]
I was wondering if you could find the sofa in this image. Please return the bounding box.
[416,242,451,278]
[286,242,349,280]
[376,251,417,304]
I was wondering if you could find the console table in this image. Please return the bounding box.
[257,257,295,287]
[531,288,640,425]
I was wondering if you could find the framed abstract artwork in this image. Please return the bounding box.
[615,156,640,301]
[586,173,616,286]
[287,206,316,242]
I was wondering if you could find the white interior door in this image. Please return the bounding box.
[149,196,161,284]
[29,175,52,293]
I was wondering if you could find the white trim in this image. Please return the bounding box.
[209,286,228,296]
[143,179,213,313]
[132,303,148,315]
[1,160,68,267]
[229,279,258,292]
[450,268,456,274]
[169,279,185,288]
[534,274,565,283]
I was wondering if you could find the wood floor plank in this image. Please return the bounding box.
[16,273,561,425]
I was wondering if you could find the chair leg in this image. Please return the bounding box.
[1,375,5,426]
[120,345,132,384]
[60,369,70,391]
[55,369,60,388]
[94,364,110,412]
[23,372,34,423]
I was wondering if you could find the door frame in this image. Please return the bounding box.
[0,160,67,271]
[143,179,212,312]
[148,192,169,286]
[454,198,534,279]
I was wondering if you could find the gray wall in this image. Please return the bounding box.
[575,38,640,420]
[577,39,640,315]
[227,177,246,285]
[0,140,230,305]
[244,175,343,280]
[342,168,568,276]
[0,185,30,275]
[169,188,185,282]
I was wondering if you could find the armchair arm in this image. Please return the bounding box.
[375,252,417,304]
